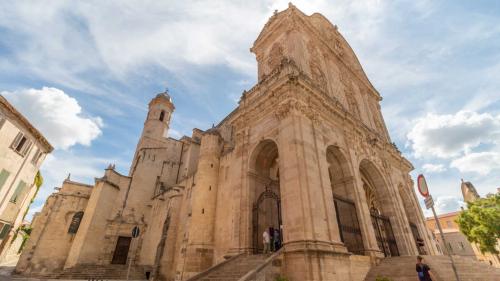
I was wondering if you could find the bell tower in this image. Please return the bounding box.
[140,91,174,144]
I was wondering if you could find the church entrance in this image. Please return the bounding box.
[326,146,365,254]
[370,209,399,257]
[252,186,282,254]
[410,222,426,255]
[360,159,400,257]
[333,196,364,255]
[249,140,281,254]
[111,236,131,264]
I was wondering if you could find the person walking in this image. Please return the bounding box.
[270,227,275,252]
[263,229,270,254]
[416,256,433,281]
[274,228,281,250]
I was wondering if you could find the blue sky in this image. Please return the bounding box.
[1,1,499,219]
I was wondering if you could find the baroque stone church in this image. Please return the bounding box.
[16,4,437,281]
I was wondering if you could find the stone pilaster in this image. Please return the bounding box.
[276,98,348,280]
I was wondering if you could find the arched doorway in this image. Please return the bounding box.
[398,184,426,254]
[326,146,364,255]
[359,159,399,257]
[249,140,282,254]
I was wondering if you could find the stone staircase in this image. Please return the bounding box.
[187,254,270,281]
[21,264,148,280]
[364,255,500,281]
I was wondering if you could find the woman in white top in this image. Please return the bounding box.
[263,230,270,254]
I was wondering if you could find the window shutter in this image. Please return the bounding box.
[10,132,23,149]
[32,148,41,164]
[10,180,27,203]
[21,139,32,156]
[68,212,84,234]
[0,224,11,239]
[0,116,5,130]
[0,169,10,191]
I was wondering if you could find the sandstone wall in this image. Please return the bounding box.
[15,181,91,275]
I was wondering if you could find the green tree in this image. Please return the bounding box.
[456,194,500,254]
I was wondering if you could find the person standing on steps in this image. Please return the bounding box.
[416,256,433,281]
[263,229,270,254]
[269,227,275,252]
[274,228,281,251]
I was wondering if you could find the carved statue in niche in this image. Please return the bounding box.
[267,43,284,72]
[307,43,327,90]
[345,85,360,119]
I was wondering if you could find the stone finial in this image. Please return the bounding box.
[274,9,278,16]
[66,173,71,181]
[107,163,116,170]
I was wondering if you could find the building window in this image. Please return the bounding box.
[0,223,12,239]
[159,110,165,121]
[0,114,5,130]
[447,242,453,253]
[68,211,84,234]
[9,180,27,203]
[31,148,44,165]
[0,169,10,191]
[10,132,32,156]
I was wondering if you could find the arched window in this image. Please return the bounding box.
[159,110,165,121]
[68,211,84,234]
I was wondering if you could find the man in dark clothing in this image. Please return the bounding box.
[416,256,433,281]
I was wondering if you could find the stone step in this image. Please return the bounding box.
[365,255,500,281]
[189,254,269,281]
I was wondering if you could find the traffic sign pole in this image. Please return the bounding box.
[127,226,140,280]
[126,238,134,280]
[417,174,460,281]
[430,203,460,281]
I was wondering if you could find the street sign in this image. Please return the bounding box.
[416,174,461,281]
[132,226,140,238]
[424,195,434,209]
[417,174,430,198]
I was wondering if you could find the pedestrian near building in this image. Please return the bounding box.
[416,256,433,281]
[263,229,270,254]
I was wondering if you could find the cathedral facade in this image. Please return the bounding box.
[16,5,437,281]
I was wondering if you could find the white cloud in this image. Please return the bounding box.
[407,111,500,158]
[0,1,429,89]
[450,152,500,176]
[2,87,103,149]
[422,163,446,173]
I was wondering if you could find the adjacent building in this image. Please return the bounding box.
[425,181,500,267]
[0,95,53,263]
[16,5,437,281]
